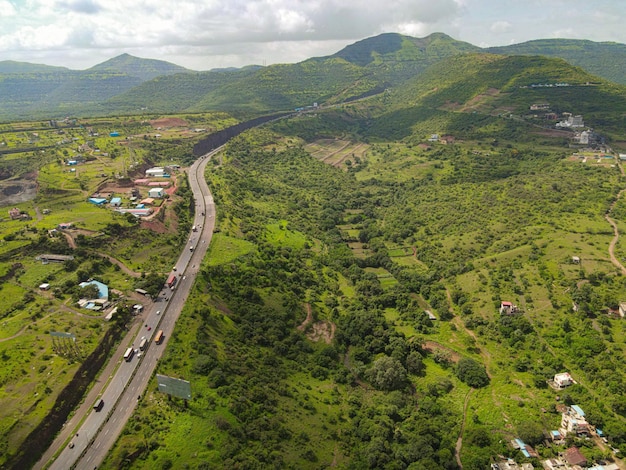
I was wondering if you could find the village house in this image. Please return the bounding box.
[560,405,590,437]
[553,372,575,388]
[561,447,587,468]
[145,167,165,178]
[8,207,21,219]
[109,197,122,207]
[148,187,165,198]
[500,301,519,315]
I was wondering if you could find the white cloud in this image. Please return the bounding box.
[0,0,625,70]
[490,21,512,34]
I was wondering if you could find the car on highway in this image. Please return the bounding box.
[156,310,161,315]
[68,442,74,449]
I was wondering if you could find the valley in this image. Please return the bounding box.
[1,32,626,470]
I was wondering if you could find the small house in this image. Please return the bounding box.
[572,256,580,264]
[88,197,107,205]
[145,167,165,178]
[8,207,21,219]
[109,197,122,207]
[500,301,519,315]
[148,188,165,198]
[562,447,587,467]
[39,283,50,290]
[109,131,120,137]
[618,302,626,318]
[554,372,574,388]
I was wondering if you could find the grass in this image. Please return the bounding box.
[205,233,256,266]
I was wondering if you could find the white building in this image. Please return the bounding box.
[145,167,165,178]
[148,188,165,198]
[554,372,574,388]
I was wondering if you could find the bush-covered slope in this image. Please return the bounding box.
[487,38,626,85]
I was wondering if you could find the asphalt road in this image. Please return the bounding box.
[40,149,219,470]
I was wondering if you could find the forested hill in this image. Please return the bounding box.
[351,53,626,141]
[325,32,480,84]
[87,53,190,81]
[486,38,626,85]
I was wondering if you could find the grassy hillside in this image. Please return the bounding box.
[87,53,190,81]
[487,38,626,85]
[360,54,626,140]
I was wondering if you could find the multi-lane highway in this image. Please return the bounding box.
[38,148,219,470]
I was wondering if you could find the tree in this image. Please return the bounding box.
[367,355,408,391]
[516,421,544,446]
[456,358,490,388]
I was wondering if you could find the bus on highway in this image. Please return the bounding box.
[124,347,134,362]
[139,338,148,351]
[154,330,164,345]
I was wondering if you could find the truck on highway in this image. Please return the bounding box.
[93,398,104,411]
[123,347,134,362]
[166,273,177,289]
[139,337,148,351]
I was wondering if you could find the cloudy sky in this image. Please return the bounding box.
[1,0,625,70]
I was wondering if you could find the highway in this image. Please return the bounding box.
[39,148,219,470]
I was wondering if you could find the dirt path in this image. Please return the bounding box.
[455,388,474,469]
[60,230,77,249]
[297,303,313,331]
[332,143,367,168]
[321,141,352,163]
[98,253,142,278]
[605,188,626,275]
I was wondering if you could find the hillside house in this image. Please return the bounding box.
[115,208,153,217]
[556,114,584,128]
[148,188,165,198]
[145,167,165,178]
[561,447,587,467]
[8,207,22,219]
[618,302,626,318]
[554,372,575,388]
[572,256,580,264]
[36,254,74,264]
[500,301,519,315]
[58,222,73,229]
[561,405,590,437]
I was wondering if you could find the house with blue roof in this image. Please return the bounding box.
[88,197,107,205]
[109,197,122,207]
[79,280,109,300]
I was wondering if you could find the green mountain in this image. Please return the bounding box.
[3,33,626,121]
[486,38,626,85]
[87,53,190,81]
[329,32,480,83]
[0,60,70,73]
[360,53,626,140]
[0,54,192,120]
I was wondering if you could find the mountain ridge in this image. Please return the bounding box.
[2,33,626,121]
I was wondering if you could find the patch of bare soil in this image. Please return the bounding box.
[422,340,462,363]
[149,117,189,128]
[0,173,38,207]
[297,303,335,343]
[306,321,335,344]
[139,218,170,234]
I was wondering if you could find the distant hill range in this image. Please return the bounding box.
[1,33,626,121]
